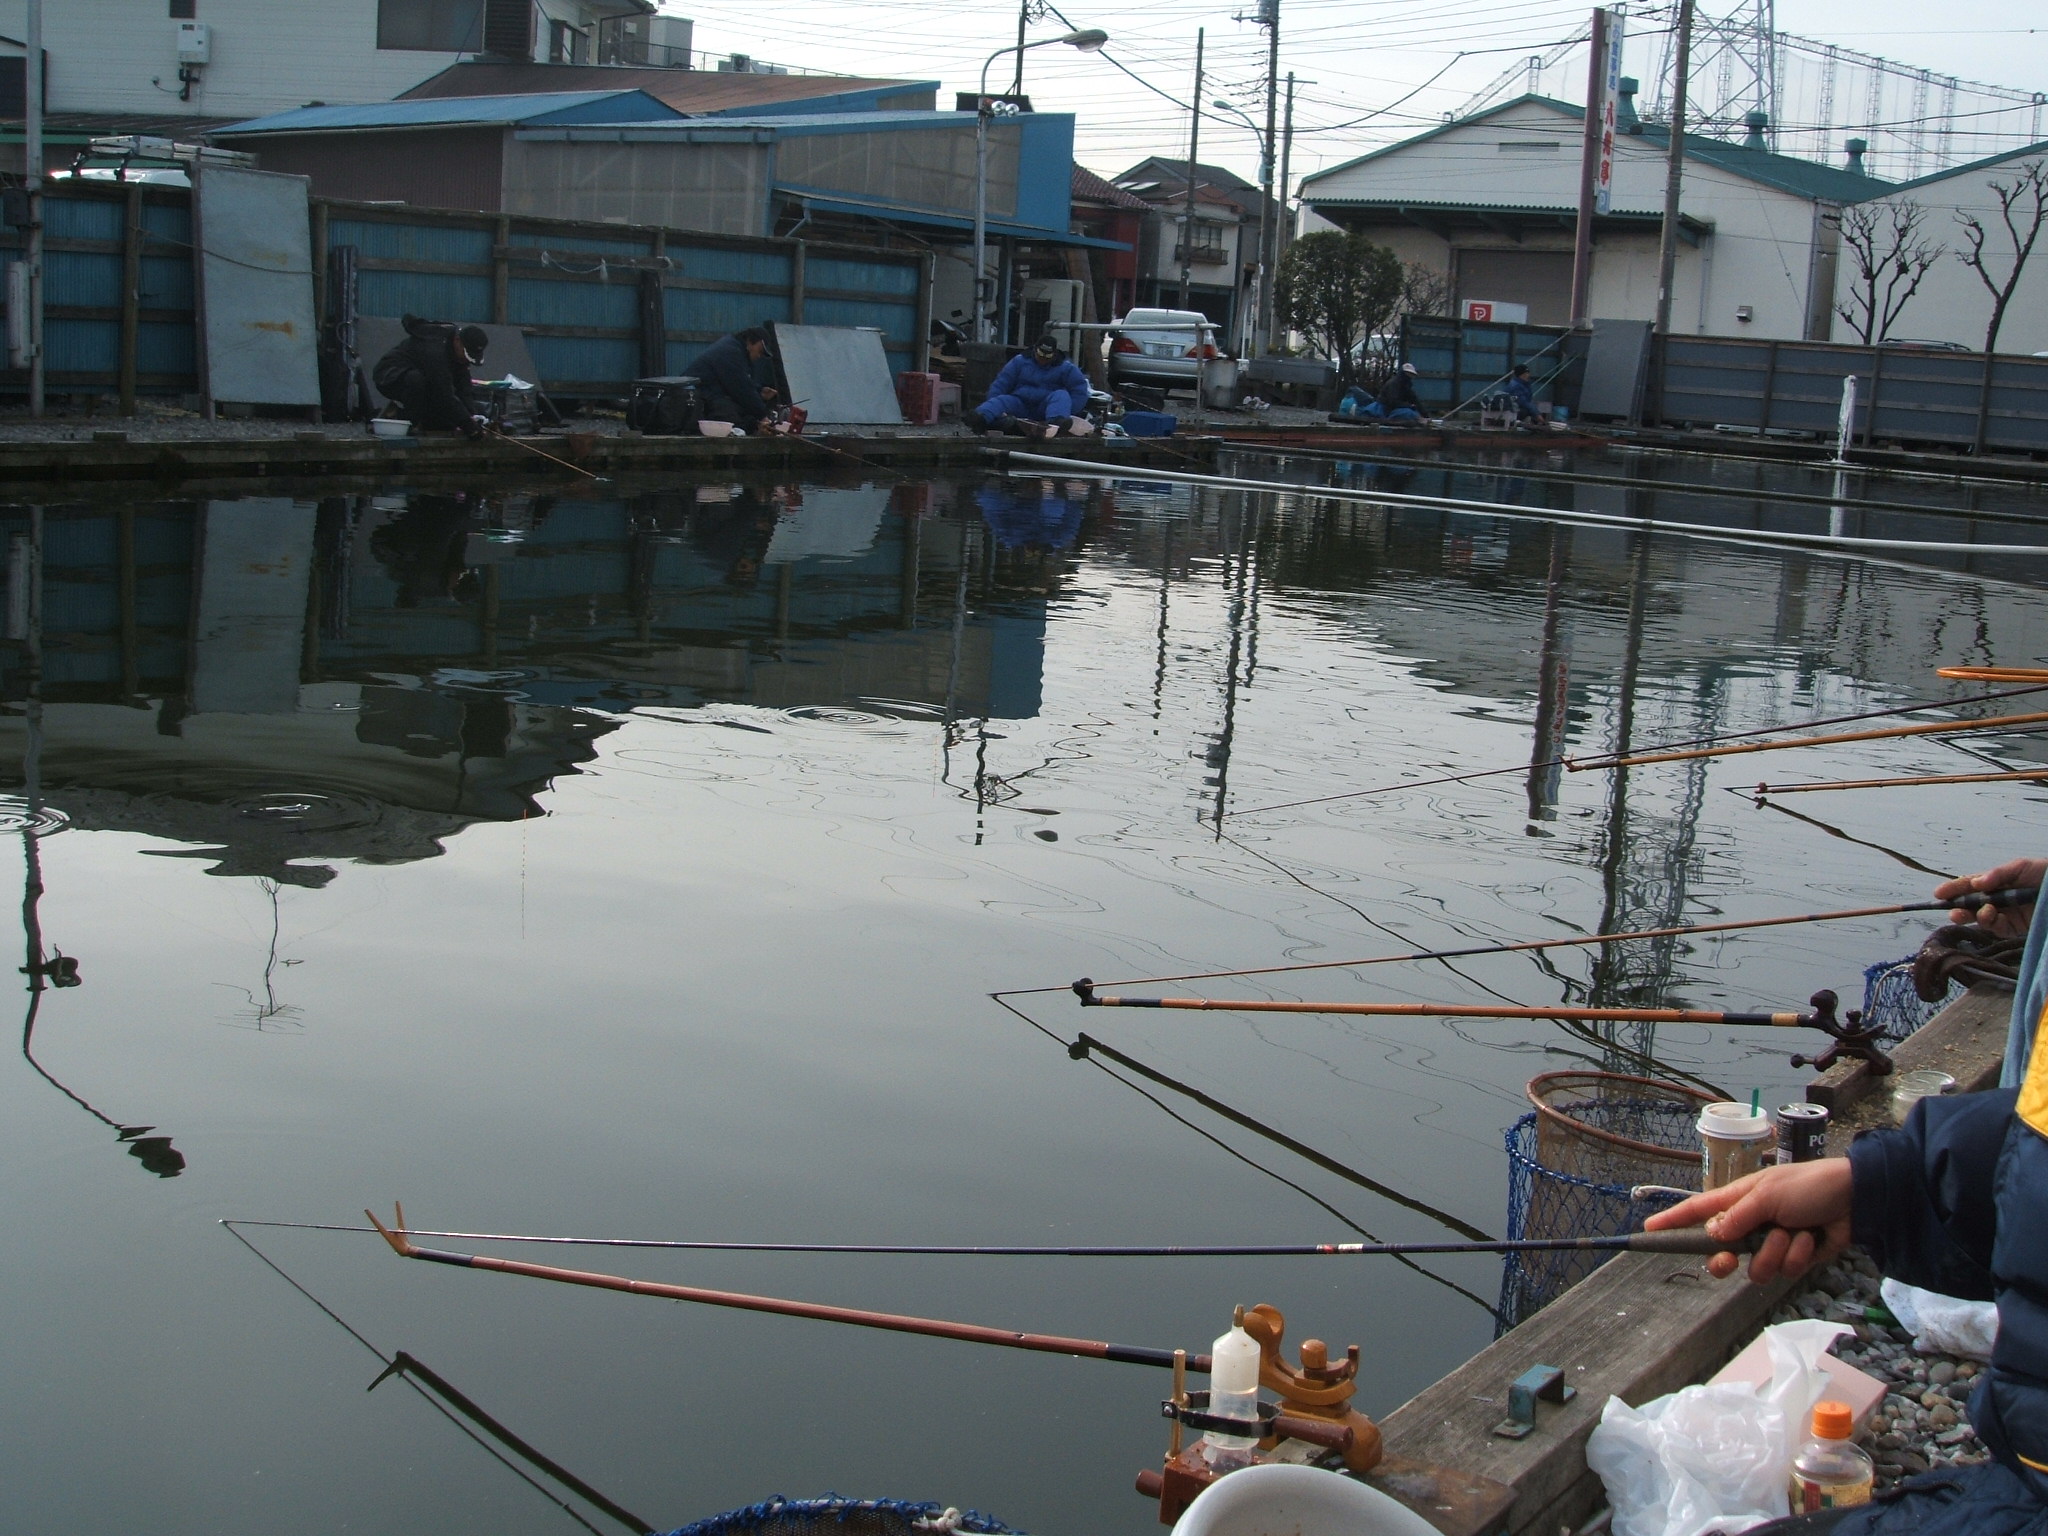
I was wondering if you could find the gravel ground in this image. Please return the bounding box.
[0,399,1339,445]
[1777,1248,1992,1489]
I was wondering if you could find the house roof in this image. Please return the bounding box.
[398,62,936,116]
[1114,175,1242,212]
[1118,156,1272,218]
[1859,138,2048,199]
[1073,164,1149,210]
[215,91,682,137]
[1301,95,1890,206]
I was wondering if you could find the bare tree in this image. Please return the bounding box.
[1832,201,1941,345]
[1398,260,1453,320]
[1955,159,2048,355]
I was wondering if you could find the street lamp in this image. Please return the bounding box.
[972,27,1110,344]
[1208,99,1272,357]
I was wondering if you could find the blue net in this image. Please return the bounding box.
[1861,957,1961,1044]
[1498,1073,1708,1333]
[658,1496,1020,1536]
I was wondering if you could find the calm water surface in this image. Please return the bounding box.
[6,455,2048,1534]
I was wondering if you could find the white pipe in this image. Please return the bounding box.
[1834,374,1859,464]
[1000,452,2048,557]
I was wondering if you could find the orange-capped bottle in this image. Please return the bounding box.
[1790,1400,1874,1514]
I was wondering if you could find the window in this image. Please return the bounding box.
[1496,140,1563,153]
[169,0,196,18]
[548,19,587,63]
[377,0,486,52]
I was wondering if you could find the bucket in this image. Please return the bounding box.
[1174,1464,1438,1536]
[1200,358,1242,411]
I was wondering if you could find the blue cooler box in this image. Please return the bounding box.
[1119,411,1178,438]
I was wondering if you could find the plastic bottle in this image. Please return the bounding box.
[1789,1400,1874,1514]
[1203,1308,1263,1468]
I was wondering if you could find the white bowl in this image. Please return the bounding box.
[370,419,412,439]
[1175,1464,1439,1536]
[696,419,736,439]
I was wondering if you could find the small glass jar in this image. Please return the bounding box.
[1892,1069,1957,1124]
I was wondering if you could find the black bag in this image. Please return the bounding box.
[627,376,702,436]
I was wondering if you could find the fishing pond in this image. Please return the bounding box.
[5,444,2048,1534]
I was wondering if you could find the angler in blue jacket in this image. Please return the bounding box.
[1648,854,2048,1535]
[1502,363,1544,426]
[970,336,1093,438]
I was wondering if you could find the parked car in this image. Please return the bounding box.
[1110,308,1228,391]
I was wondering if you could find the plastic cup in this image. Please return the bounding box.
[1892,1069,1956,1124]
[1698,1101,1774,1191]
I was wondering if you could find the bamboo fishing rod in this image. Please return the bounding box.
[1939,667,2048,683]
[994,888,2038,997]
[1071,979,1833,1030]
[302,1213,1760,1264]
[1568,707,2048,773]
[1227,683,2048,817]
[1757,769,2048,796]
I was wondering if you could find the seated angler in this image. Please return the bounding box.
[1503,363,1545,426]
[969,335,1094,440]
[373,315,490,438]
[685,327,780,432]
[1374,362,1425,423]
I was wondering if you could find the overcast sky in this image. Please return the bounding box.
[662,0,2048,189]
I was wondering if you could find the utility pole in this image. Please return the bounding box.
[1276,70,1295,341]
[1256,0,1280,355]
[1653,0,1694,336]
[25,0,44,417]
[1179,29,1204,311]
[1569,7,1612,327]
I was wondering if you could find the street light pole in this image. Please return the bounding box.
[25,0,43,418]
[1256,0,1280,356]
[1211,98,1269,361]
[973,27,1107,345]
[1178,28,1204,311]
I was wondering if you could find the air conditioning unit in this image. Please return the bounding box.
[175,21,211,64]
[717,53,751,72]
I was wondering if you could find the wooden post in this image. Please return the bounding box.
[789,240,807,324]
[118,184,141,417]
[492,214,511,325]
[310,199,329,330]
[914,250,935,373]
[1974,349,1995,454]
[1758,341,1779,432]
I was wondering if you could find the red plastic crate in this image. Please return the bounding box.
[896,371,941,425]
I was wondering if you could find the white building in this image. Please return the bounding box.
[1298,86,1887,341]
[1840,142,2048,355]
[0,0,680,127]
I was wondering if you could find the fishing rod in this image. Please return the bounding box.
[1000,451,2048,558]
[1756,769,2048,796]
[1938,666,2048,683]
[1234,443,2048,529]
[992,888,2038,997]
[365,1206,1212,1373]
[1072,977,1842,1030]
[258,1213,1757,1264]
[490,428,611,483]
[1570,708,2048,773]
[1227,683,2048,818]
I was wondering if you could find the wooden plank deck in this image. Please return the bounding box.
[1370,984,2010,1536]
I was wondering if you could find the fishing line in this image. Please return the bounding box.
[1732,792,1958,880]
[219,1222,625,1535]
[1226,684,2048,818]
[1754,768,2048,795]
[1573,709,2048,772]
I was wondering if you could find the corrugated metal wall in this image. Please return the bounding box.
[0,186,198,396]
[1656,336,2048,453]
[324,199,926,394]
[1,185,926,404]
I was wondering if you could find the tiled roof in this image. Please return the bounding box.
[1073,164,1149,209]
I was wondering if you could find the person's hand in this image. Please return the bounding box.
[1933,858,2045,937]
[1643,1158,1854,1282]
[760,387,779,402]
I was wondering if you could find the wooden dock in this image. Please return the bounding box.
[1373,985,2010,1536]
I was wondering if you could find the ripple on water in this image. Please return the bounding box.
[227,792,383,833]
[0,796,70,835]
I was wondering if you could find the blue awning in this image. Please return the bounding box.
[776,187,1129,250]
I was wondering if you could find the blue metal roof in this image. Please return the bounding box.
[216,91,683,136]
[777,189,1125,249]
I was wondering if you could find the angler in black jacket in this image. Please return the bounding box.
[684,328,777,430]
[373,315,489,436]
[1649,855,2048,1534]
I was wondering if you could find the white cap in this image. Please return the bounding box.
[1401,362,1418,374]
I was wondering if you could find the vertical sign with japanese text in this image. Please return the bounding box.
[1594,12,1627,214]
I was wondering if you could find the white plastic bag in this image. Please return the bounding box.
[1881,1278,1998,1362]
[1586,1319,1851,1536]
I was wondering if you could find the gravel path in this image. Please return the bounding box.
[1777,1248,1992,1488]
